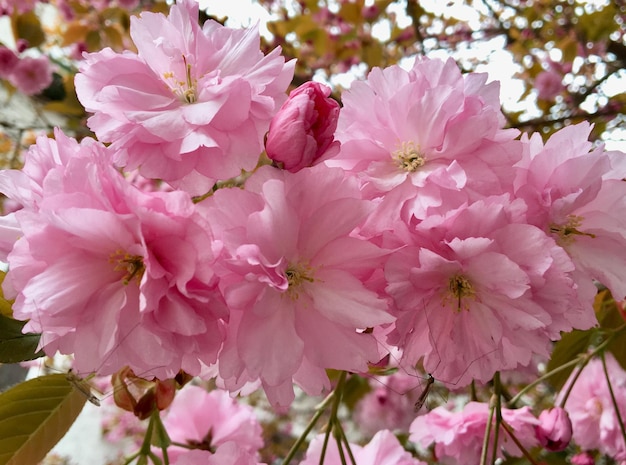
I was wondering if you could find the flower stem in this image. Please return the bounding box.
[557,334,616,408]
[479,396,496,465]
[510,331,619,408]
[281,377,341,465]
[489,372,502,465]
[500,420,540,465]
[601,352,626,451]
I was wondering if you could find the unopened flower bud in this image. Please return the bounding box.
[265,81,340,172]
[112,366,179,420]
[535,407,573,452]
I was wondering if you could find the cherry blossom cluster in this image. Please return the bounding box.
[1,0,625,427]
[0,45,53,96]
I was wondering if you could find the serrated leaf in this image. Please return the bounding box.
[0,314,43,363]
[545,329,593,390]
[0,374,87,465]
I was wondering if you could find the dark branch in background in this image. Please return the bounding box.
[405,0,424,54]
[509,107,622,132]
[607,40,626,66]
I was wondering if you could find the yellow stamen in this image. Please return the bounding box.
[446,275,475,312]
[549,215,596,246]
[284,263,315,300]
[162,55,197,104]
[392,141,426,172]
[110,250,145,286]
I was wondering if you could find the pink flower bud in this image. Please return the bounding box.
[265,81,340,173]
[535,407,573,452]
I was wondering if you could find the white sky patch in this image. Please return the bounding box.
[198,0,275,37]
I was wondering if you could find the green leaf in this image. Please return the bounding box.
[545,328,594,390]
[0,374,87,465]
[0,271,14,317]
[0,314,43,363]
[11,12,45,48]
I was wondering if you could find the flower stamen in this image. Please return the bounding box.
[110,250,145,286]
[549,215,596,246]
[446,275,475,312]
[163,55,197,104]
[284,263,315,300]
[392,141,426,172]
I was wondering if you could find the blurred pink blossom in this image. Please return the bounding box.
[0,0,36,15]
[0,46,18,78]
[535,69,564,100]
[9,56,53,95]
[559,353,626,460]
[301,430,426,465]
[410,402,539,465]
[571,451,596,465]
[355,371,429,436]
[265,81,340,172]
[162,385,263,462]
[75,0,294,195]
[171,444,265,465]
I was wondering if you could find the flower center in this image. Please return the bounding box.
[110,250,145,286]
[549,215,596,246]
[163,55,197,104]
[446,274,475,312]
[392,141,426,172]
[284,263,315,299]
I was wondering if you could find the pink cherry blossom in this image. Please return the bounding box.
[535,407,573,452]
[0,46,18,79]
[1,130,228,378]
[171,444,265,465]
[535,69,564,100]
[331,57,520,221]
[200,164,393,408]
[301,430,427,465]
[558,353,626,460]
[513,122,626,300]
[570,451,596,465]
[9,56,53,95]
[75,0,294,196]
[384,196,596,387]
[355,371,430,436]
[0,0,36,15]
[265,81,340,172]
[162,385,263,462]
[410,402,539,465]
